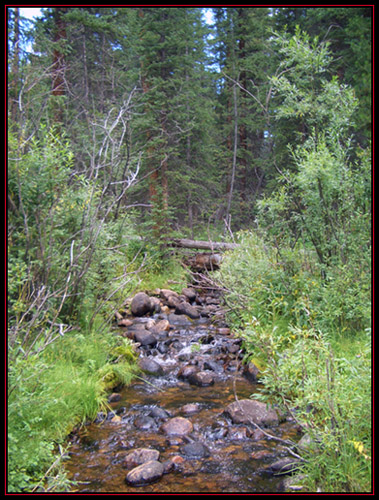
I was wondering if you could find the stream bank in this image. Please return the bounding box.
[65,282,304,493]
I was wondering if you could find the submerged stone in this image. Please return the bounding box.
[180,442,210,459]
[125,460,164,486]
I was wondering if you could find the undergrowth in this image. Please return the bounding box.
[7,330,139,492]
[215,230,372,493]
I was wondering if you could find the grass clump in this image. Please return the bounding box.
[7,330,139,493]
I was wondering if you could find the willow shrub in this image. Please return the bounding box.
[215,231,372,491]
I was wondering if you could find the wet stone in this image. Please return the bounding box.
[265,457,300,475]
[125,460,164,486]
[123,448,160,468]
[175,302,200,319]
[108,392,122,403]
[161,417,193,436]
[138,357,164,376]
[133,330,157,347]
[224,399,279,427]
[181,287,197,302]
[134,415,156,430]
[188,370,215,387]
[181,403,200,415]
[148,406,171,420]
[180,442,210,459]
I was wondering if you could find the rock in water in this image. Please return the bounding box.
[175,301,200,319]
[188,370,214,387]
[123,448,160,468]
[125,460,164,486]
[224,399,278,427]
[133,330,157,347]
[138,357,164,376]
[161,417,193,436]
[131,292,152,317]
[181,287,197,302]
[180,442,210,459]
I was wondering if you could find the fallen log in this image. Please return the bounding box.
[171,238,239,252]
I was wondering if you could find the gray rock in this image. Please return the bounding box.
[175,301,200,319]
[181,403,200,415]
[203,359,224,373]
[181,287,197,302]
[149,406,171,420]
[138,357,164,376]
[134,415,156,430]
[177,364,198,381]
[243,361,260,382]
[167,295,181,308]
[180,442,210,459]
[131,292,152,317]
[125,460,164,486]
[108,392,122,403]
[266,457,299,475]
[149,296,161,313]
[160,289,179,301]
[133,330,157,347]
[224,399,279,427]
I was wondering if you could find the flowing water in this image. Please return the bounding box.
[65,289,300,493]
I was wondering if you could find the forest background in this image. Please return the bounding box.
[7,6,372,493]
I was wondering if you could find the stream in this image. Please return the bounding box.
[65,285,301,493]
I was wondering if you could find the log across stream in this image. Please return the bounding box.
[65,284,303,493]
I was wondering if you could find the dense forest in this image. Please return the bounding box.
[7,6,372,493]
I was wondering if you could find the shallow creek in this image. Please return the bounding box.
[65,289,301,493]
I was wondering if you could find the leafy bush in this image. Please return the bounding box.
[215,230,371,492]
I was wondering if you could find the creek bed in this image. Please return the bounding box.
[65,289,301,493]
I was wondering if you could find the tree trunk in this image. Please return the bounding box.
[170,238,239,251]
[51,7,68,122]
[225,78,238,227]
[9,7,20,125]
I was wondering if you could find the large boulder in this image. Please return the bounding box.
[125,460,164,486]
[224,399,279,427]
[131,292,152,317]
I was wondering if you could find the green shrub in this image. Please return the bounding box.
[215,230,372,492]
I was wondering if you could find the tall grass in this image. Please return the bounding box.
[7,330,139,492]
